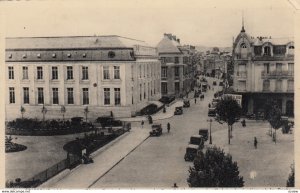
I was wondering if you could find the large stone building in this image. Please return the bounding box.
[5,35,161,120]
[156,33,195,98]
[232,25,294,116]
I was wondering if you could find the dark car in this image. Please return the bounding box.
[199,129,209,141]
[208,108,216,117]
[183,99,190,108]
[174,106,183,115]
[184,144,199,161]
[149,124,162,136]
[202,84,207,92]
[213,81,217,86]
[190,135,204,145]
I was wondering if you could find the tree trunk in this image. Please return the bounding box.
[275,129,277,144]
[228,125,231,144]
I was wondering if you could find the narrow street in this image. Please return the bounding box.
[91,78,224,188]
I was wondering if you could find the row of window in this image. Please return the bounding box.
[160,56,190,64]
[262,80,294,91]
[161,67,180,78]
[161,82,180,95]
[8,87,121,105]
[8,66,120,80]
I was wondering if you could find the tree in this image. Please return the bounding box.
[267,103,282,144]
[215,97,242,144]
[61,105,66,122]
[287,163,294,187]
[20,106,25,119]
[187,146,244,187]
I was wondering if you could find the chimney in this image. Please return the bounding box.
[177,38,180,43]
[164,33,173,40]
[172,35,176,40]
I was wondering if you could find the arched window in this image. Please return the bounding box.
[264,46,271,56]
[289,46,294,49]
[240,43,247,48]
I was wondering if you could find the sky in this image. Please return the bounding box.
[1,0,296,47]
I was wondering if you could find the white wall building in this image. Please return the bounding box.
[5,36,161,120]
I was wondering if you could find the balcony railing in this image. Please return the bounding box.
[261,70,294,79]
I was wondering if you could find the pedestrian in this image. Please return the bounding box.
[241,119,246,127]
[141,120,144,128]
[208,103,211,108]
[167,122,170,133]
[254,137,257,149]
[194,98,197,104]
[173,183,178,188]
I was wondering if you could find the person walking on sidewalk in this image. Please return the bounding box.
[194,98,197,104]
[254,137,258,149]
[141,120,144,128]
[167,122,171,133]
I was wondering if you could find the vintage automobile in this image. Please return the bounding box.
[184,144,199,161]
[183,99,190,108]
[199,129,209,141]
[213,81,217,86]
[202,83,207,92]
[174,106,183,115]
[149,124,162,136]
[208,107,216,117]
[190,135,204,145]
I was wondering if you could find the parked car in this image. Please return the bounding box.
[183,99,190,108]
[213,81,217,86]
[184,144,199,161]
[199,129,209,141]
[208,108,216,117]
[190,135,204,145]
[174,106,183,115]
[149,124,162,136]
[202,83,207,92]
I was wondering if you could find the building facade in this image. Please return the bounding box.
[156,33,195,98]
[232,26,294,116]
[5,36,161,120]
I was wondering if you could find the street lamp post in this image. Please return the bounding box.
[207,119,213,144]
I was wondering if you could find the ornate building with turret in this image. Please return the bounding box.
[232,24,294,116]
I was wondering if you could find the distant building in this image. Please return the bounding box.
[156,33,195,97]
[232,25,294,116]
[5,35,161,120]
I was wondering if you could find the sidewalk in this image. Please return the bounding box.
[119,100,183,122]
[48,127,150,189]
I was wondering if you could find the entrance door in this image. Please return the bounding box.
[286,100,294,117]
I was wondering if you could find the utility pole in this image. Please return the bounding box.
[207,119,213,144]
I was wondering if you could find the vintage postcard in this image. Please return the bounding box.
[0,0,299,190]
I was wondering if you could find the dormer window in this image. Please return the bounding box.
[83,53,87,58]
[264,46,271,56]
[67,53,71,58]
[22,54,27,59]
[52,53,56,58]
[289,46,294,49]
[108,51,116,58]
[37,53,41,58]
[8,54,12,59]
[240,43,247,48]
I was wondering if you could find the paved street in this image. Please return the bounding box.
[91,78,225,188]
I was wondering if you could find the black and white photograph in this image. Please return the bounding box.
[1,0,299,189]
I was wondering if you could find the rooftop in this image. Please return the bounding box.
[6,35,151,50]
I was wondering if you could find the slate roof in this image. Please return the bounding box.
[156,36,182,54]
[6,35,150,49]
[252,37,294,46]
